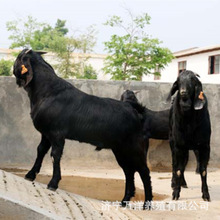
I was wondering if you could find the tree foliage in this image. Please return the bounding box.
[103,12,174,81]
[6,16,98,79]
[0,59,13,76]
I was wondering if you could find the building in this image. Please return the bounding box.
[143,45,220,84]
[0,48,108,80]
[1,45,220,83]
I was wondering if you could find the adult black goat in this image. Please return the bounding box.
[13,49,152,207]
[120,90,200,179]
[168,70,211,201]
[120,90,169,140]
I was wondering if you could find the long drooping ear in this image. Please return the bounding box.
[194,80,206,110]
[167,80,178,102]
[22,50,34,86]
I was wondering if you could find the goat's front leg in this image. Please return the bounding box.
[47,138,65,191]
[198,147,210,201]
[172,148,187,200]
[172,151,188,188]
[25,135,51,181]
[112,148,136,207]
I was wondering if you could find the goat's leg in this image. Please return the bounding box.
[112,148,137,207]
[198,148,210,201]
[121,169,136,207]
[47,138,65,191]
[25,135,51,181]
[172,149,187,200]
[180,150,189,188]
[194,150,200,174]
[138,165,153,210]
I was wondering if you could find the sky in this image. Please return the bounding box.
[0,0,220,54]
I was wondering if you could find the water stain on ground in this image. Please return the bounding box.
[2,168,168,202]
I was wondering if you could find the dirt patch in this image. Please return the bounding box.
[0,168,28,173]
[158,176,171,180]
[15,173,168,202]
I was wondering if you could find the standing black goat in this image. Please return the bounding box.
[168,70,211,201]
[120,90,200,187]
[120,90,169,140]
[13,49,152,207]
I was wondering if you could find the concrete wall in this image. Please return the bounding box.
[0,77,219,172]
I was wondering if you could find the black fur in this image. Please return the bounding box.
[13,49,153,207]
[168,70,211,201]
[121,90,200,187]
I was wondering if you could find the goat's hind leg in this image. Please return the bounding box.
[47,138,65,191]
[25,135,51,181]
[194,150,200,174]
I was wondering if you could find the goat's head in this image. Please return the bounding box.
[120,90,140,103]
[13,49,46,87]
[168,70,206,111]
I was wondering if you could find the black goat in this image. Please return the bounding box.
[13,49,152,207]
[120,90,200,185]
[120,90,169,140]
[168,70,211,201]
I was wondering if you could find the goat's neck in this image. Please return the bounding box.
[25,65,62,106]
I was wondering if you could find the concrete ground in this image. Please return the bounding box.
[0,166,219,220]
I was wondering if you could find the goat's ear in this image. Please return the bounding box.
[167,80,178,102]
[22,57,34,87]
[194,81,206,110]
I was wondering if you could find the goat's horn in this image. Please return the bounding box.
[25,49,32,54]
[134,90,140,94]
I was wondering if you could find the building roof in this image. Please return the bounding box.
[173,45,220,58]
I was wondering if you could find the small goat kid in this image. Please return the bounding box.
[13,49,152,207]
[168,70,211,201]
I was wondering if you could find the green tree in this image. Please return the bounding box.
[6,16,68,50]
[6,16,97,78]
[49,25,97,78]
[103,12,174,81]
[77,64,97,79]
[0,59,13,76]
[6,16,44,49]
[6,16,98,79]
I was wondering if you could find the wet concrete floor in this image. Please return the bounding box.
[2,168,168,202]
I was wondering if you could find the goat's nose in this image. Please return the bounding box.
[180,89,187,96]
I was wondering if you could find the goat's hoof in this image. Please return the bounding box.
[202,192,210,202]
[47,186,57,191]
[120,200,127,207]
[143,201,152,210]
[181,184,188,188]
[47,181,58,191]
[25,172,36,181]
[172,191,180,201]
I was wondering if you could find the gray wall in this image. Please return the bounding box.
[0,76,219,172]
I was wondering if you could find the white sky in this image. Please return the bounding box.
[0,0,219,54]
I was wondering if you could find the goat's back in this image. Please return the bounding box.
[32,84,142,149]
